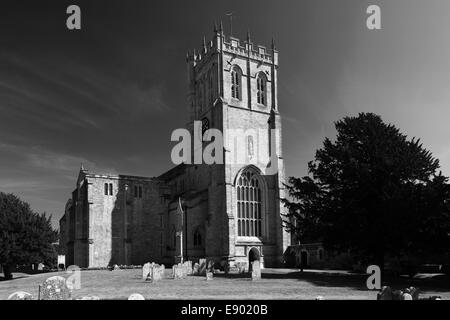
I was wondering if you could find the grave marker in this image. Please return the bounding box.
[251,261,261,280]
[41,276,71,300]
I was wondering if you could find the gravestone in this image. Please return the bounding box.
[173,264,185,279]
[206,271,213,281]
[152,264,164,282]
[377,286,393,300]
[37,263,45,271]
[207,260,214,272]
[142,262,152,280]
[183,261,193,275]
[128,293,145,300]
[224,263,230,274]
[77,296,100,300]
[404,287,420,300]
[402,293,413,300]
[41,276,71,300]
[193,263,200,275]
[392,290,404,300]
[251,261,261,280]
[199,258,207,275]
[8,291,33,300]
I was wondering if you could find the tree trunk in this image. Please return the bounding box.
[2,264,13,280]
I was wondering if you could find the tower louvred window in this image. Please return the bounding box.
[231,66,242,100]
[257,73,267,106]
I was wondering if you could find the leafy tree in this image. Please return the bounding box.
[0,192,58,279]
[283,113,450,271]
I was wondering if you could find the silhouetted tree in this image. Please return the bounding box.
[283,113,450,271]
[0,192,58,279]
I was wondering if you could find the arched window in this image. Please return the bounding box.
[231,66,242,100]
[256,73,267,106]
[236,169,263,237]
[193,228,202,247]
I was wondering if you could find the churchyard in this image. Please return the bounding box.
[1,265,449,300]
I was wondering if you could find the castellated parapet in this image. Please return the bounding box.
[186,28,279,70]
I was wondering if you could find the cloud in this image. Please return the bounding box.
[0,143,117,176]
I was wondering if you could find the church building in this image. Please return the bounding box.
[59,25,291,270]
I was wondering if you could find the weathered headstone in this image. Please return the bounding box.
[207,260,214,272]
[206,271,213,281]
[251,261,261,280]
[193,263,200,275]
[224,263,230,274]
[41,276,71,300]
[199,258,207,275]
[405,287,420,300]
[402,293,413,300]
[392,290,404,300]
[377,286,393,300]
[152,264,164,282]
[142,262,152,280]
[76,296,100,300]
[128,293,145,300]
[183,261,193,275]
[8,291,33,300]
[37,263,45,271]
[173,264,185,279]
[113,264,120,270]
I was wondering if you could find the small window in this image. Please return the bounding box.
[139,186,143,198]
[109,183,113,196]
[134,186,138,198]
[104,183,108,195]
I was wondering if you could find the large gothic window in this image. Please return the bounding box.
[256,73,267,106]
[231,66,242,100]
[237,170,263,237]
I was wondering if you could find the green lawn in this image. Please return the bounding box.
[0,268,448,300]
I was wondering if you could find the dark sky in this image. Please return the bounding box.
[1,0,450,228]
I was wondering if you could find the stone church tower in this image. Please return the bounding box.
[181,24,291,268]
[60,25,290,270]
